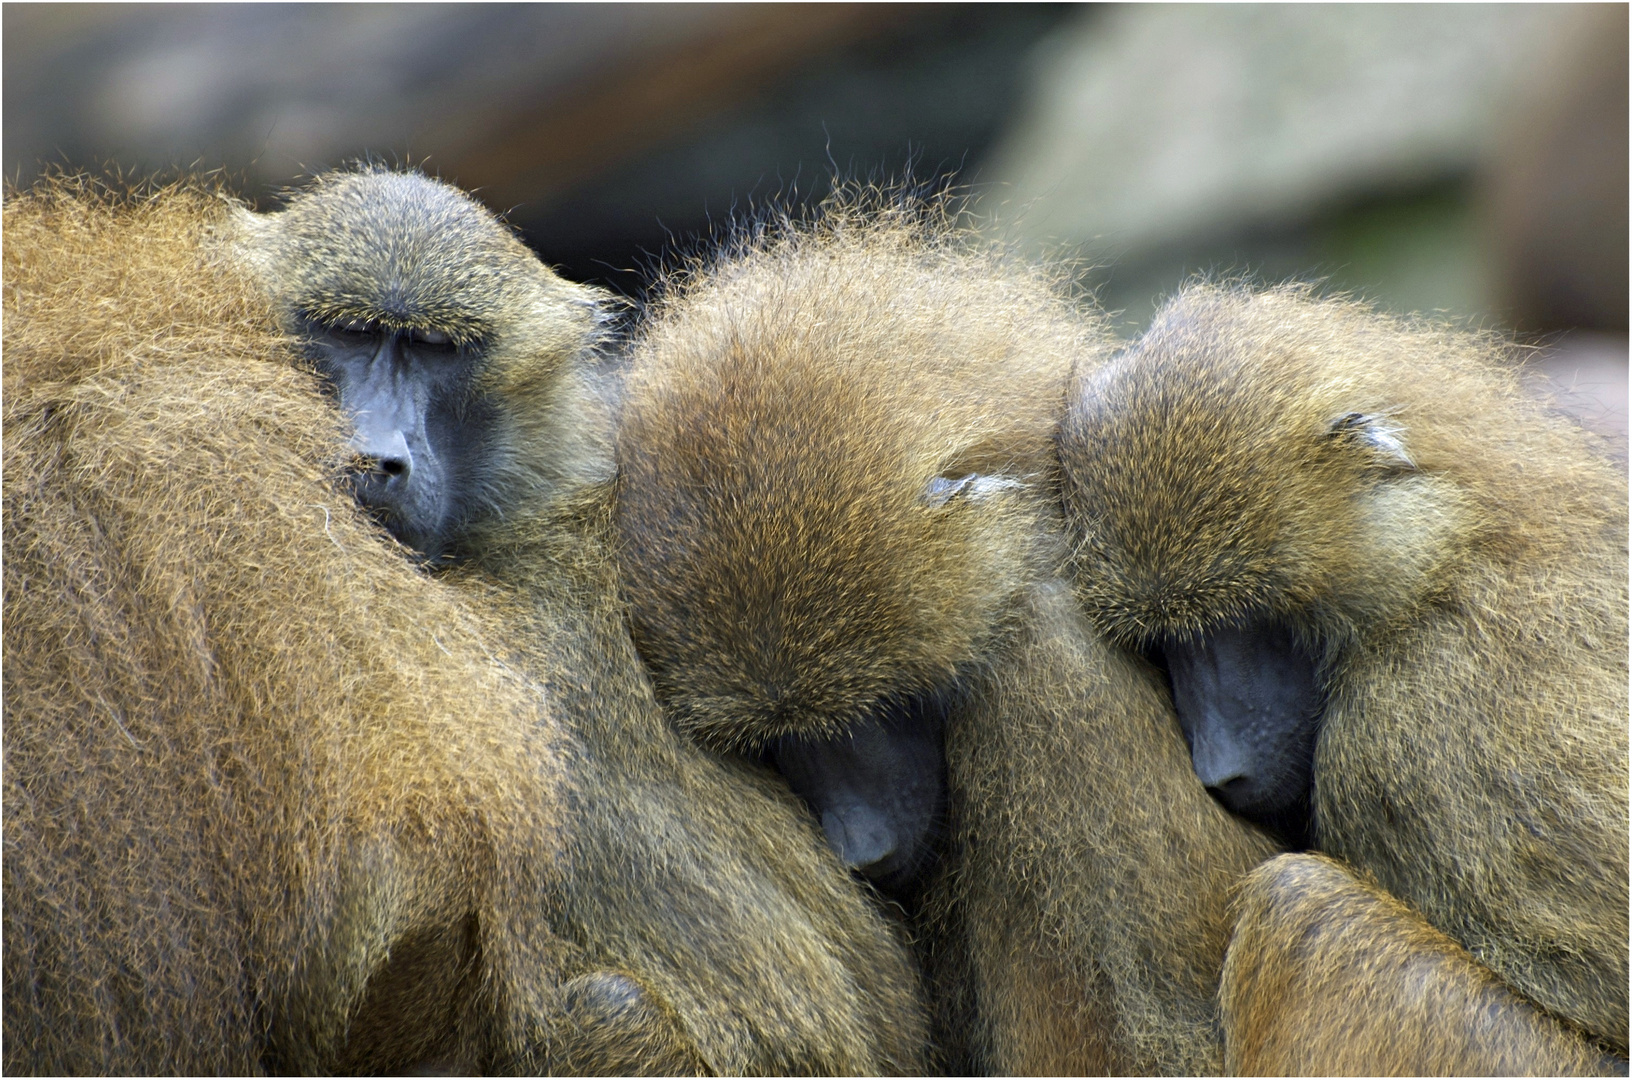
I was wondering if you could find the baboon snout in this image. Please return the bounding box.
[351,428,414,481]
[820,804,898,872]
[768,699,948,898]
[1163,619,1324,838]
[1191,735,1255,805]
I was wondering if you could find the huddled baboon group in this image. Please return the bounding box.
[4,168,1625,1076]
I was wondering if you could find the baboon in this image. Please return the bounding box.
[612,195,1282,1074]
[3,176,698,1074]
[1221,853,1626,1075]
[1058,283,1629,1053]
[235,168,931,1075]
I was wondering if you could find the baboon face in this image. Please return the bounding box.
[302,318,498,560]
[617,231,1072,892]
[1160,620,1324,842]
[1061,287,1462,841]
[240,169,599,563]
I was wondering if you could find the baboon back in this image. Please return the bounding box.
[1060,282,1629,1053]
[2,180,591,1073]
[1223,854,1626,1075]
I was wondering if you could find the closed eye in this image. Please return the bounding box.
[408,327,453,347]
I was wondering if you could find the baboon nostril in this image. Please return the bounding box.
[352,430,413,481]
[821,806,897,873]
[354,430,414,482]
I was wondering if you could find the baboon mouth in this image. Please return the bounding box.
[351,499,448,564]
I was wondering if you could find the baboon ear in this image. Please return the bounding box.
[1328,412,1416,473]
[920,472,1025,508]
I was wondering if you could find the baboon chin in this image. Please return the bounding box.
[614,193,1282,1074]
[1061,282,1629,1058]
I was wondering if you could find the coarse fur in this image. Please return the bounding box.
[233,168,612,561]
[614,194,1282,1073]
[1060,282,1629,1052]
[240,168,931,1075]
[1,177,704,1074]
[1222,854,1625,1075]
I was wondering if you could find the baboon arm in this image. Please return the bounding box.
[951,580,1281,1074]
[1221,853,1625,1076]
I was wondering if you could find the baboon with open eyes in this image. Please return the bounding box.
[612,195,1282,1074]
[237,168,930,1075]
[3,176,693,1075]
[1058,283,1628,1060]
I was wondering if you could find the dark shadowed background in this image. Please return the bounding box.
[6,2,1624,441]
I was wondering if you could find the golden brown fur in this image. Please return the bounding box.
[1222,854,1624,1075]
[241,169,931,1074]
[1060,283,1629,1053]
[0,177,700,1074]
[614,196,1281,1073]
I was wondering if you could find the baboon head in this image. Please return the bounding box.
[1059,284,1479,840]
[616,205,1090,892]
[235,168,608,562]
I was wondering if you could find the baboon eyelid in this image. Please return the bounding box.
[1362,428,1414,469]
[965,475,1026,498]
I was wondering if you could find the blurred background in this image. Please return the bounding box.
[6,3,1625,446]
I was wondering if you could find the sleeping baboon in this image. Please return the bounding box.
[2,176,700,1075]
[1221,853,1626,1075]
[235,168,931,1075]
[612,195,1282,1073]
[1058,283,1629,1053]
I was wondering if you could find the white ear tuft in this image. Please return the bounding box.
[1329,412,1416,472]
[921,473,1026,507]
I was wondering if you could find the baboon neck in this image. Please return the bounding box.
[459,480,620,618]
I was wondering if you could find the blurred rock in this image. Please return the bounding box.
[1528,333,1629,463]
[4,5,784,192]
[982,5,1576,256]
[3,4,1069,294]
[509,5,1068,291]
[1484,4,1628,334]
